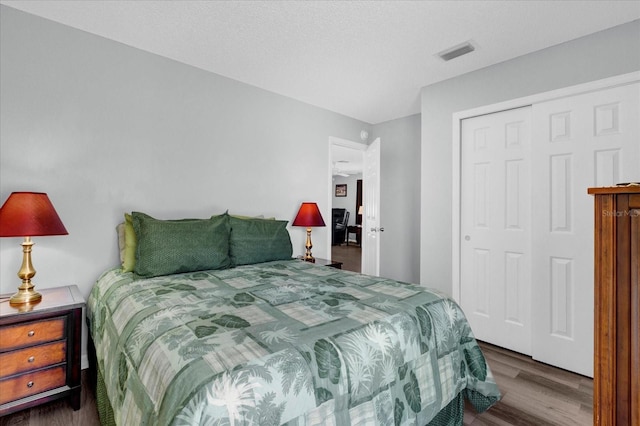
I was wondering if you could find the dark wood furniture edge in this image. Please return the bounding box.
[629,194,639,425]
[69,306,82,410]
[86,317,98,393]
[588,186,640,195]
[590,187,640,426]
[592,193,616,426]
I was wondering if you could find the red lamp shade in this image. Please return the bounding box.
[0,192,68,237]
[292,202,326,228]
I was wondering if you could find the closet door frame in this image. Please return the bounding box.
[452,71,640,303]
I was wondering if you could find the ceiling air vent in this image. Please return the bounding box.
[438,41,475,61]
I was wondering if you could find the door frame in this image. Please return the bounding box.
[362,137,382,276]
[451,71,640,303]
[328,136,367,264]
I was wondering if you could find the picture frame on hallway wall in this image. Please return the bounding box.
[335,184,347,197]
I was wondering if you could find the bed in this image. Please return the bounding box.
[87,212,500,425]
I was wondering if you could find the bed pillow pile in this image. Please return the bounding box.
[131,212,232,277]
[117,211,293,276]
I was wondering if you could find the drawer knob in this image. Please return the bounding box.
[27,330,35,337]
[27,381,34,388]
[28,356,35,363]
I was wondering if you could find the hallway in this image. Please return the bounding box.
[331,244,361,273]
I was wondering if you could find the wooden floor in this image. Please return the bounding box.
[0,342,592,426]
[331,242,362,273]
[464,342,593,426]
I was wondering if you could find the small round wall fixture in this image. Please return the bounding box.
[360,130,369,142]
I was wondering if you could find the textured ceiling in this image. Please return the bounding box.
[2,1,639,124]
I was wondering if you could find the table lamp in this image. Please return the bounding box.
[0,192,68,305]
[292,202,325,262]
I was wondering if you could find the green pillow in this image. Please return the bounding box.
[230,214,262,220]
[229,213,275,220]
[229,216,293,266]
[132,212,231,277]
[122,213,137,272]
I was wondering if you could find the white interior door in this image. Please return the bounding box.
[531,82,640,377]
[362,138,381,276]
[460,107,533,355]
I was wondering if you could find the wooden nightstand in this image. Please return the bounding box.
[303,258,343,269]
[0,285,85,417]
[346,225,362,246]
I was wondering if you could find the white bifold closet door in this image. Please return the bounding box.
[460,81,639,377]
[460,106,533,357]
[530,82,639,377]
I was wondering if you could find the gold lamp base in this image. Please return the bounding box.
[303,227,315,262]
[9,237,42,306]
[9,287,42,305]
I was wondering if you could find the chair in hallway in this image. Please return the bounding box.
[331,208,350,245]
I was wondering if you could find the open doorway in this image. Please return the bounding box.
[329,140,364,272]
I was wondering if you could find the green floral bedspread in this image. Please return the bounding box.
[87,260,499,425]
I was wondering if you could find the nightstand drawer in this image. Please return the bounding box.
[0,365,66,405]
[0,341,66,377]
[0,317,66,351]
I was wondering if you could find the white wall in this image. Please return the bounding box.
[420,20,640,295]
[372,114,421,284]
[0,5,373,360]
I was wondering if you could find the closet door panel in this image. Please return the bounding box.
[532,83,639,377]
[460,106,532,355]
